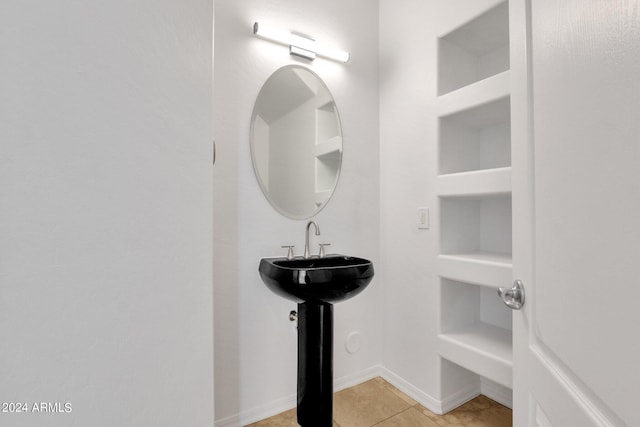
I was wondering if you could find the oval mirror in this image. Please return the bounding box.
[250,65,343,219]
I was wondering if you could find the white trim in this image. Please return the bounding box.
[377,366,445,415]
[531,344,621,426]
[215,392,296,427]
[480,377,513,409]
[334,364,384,392]
[440,383,482,414]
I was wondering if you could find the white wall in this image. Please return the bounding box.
[379,0,441,406]
[213,0,380,424]
[0,1,214,426]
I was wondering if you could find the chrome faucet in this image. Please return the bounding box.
[304,220,320,259]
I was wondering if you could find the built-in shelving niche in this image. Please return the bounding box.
[439,278,512,389]
[440,194,512,263]
[437,0,513,409]
[437,193,513,404]
[437,1,510,96]
[439,96,511,175]
[314,102,341,207]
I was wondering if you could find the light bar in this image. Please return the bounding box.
[253,22,350,63]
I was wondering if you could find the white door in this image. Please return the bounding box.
[510,0,639,425]
[0,1,214,426]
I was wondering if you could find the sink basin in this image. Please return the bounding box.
[259,254,374,304]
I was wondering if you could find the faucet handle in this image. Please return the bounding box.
[318,243,331,258]
[281,245,295,260]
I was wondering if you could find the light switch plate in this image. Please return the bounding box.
[418,207,429,229]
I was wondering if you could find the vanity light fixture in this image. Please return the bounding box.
[253,22,350,63]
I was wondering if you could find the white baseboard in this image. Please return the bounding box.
[214,392,296,427]
[334,364,384,392]
[377,366,444,414]
[440,383,481,414]
[481,377,513,409]
[438,378,513,413]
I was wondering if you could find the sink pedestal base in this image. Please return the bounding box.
[297,302,333,427]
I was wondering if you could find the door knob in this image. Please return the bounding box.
[498,280,525,310]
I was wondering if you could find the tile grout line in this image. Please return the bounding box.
[370,406,414,427]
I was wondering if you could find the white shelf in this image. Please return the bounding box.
[315,136,342,157]
[438,252,512,288]
[438,322,512,388]
[437,167,511,197]
[437,70,510,118]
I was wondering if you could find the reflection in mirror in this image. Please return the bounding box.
[251,65,343,219]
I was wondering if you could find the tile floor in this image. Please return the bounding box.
[246,377,512,427]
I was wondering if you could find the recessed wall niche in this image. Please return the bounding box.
[436,0,514,408]
[314,101,342,206]
[439,96,511,175]
[440,194,512,258]
[437,1,510,96]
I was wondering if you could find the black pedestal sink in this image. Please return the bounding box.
[259,254,374,427]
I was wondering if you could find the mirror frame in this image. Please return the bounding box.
[250,65,343,219]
